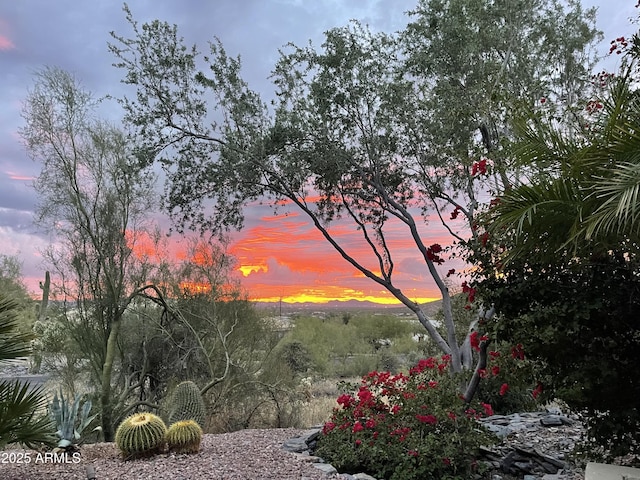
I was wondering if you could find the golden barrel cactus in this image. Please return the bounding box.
[166,419,203,454]
[115,412,167,459]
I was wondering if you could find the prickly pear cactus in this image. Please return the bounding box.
[115,412,167,459]
[168,381,206,428]
[166,420,203,454]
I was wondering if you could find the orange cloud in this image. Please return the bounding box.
[227,207,464,304]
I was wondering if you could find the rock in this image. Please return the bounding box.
[353,474,377,480]
[313,463,338,475]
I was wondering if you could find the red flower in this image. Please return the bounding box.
[322,422,335,434]
[491,366,500,376]
[478,368,487,378]
[408,450,419,457]
[532,383,544,399]
[511,343,525,360]
[365,418,376,429]
[428,380,438,388]
[391,405,401,414]
[352,421,364,433]
[470,331,480,351]
[540,97,547,104]
[499,383,509,396]
[443,457,452,466]
[426,244,445,265]
[471,158,488,176]
[337,394,355,408]
[416,414,438,425]
[355,439,362,446]
[447,411,457,420]
[489,350,501,359]
[482,402,494,416]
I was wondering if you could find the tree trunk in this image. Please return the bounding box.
[100,318,122,441]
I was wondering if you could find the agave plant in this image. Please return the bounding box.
[0,294,55,448]
[49,389,98,451]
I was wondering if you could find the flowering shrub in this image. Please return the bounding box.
[470,340,543,415]
[315,356,496,480]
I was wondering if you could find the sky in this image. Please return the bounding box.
[0,1,637,304]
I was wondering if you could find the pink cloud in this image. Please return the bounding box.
[0,35,14,50]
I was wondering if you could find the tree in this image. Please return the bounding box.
[0,294,55,448]
[470,31,640,456]
[20,67,165,441]
[109,1,600,399]
[0,255,36,334]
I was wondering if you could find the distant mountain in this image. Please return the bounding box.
[253,298,442,315]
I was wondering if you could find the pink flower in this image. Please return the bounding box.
[355,439,362,446]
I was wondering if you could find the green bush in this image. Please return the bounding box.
[315,356,496,480]
[282,314,422,377]
[477,252,640,458]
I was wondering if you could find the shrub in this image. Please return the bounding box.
[115,412,167,459]
[166,420,203,454]
[469,339,542,415]
[315,356,496,480]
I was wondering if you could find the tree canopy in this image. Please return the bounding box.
[109,0,600,387]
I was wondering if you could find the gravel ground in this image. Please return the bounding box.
[0,428,331,480]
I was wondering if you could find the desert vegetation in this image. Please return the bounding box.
[2,0,640,478]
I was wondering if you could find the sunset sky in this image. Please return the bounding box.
[0,1,636,304]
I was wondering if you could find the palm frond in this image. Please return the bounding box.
[0,295,33,363]
[0,379,56,449]
[587,161,640,240]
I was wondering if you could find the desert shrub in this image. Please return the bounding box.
[315,356,496,480]
[279,340,313,374]
[282,313,423,377]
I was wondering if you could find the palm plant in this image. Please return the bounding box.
[486,39,640,259]
[0,294,55,448]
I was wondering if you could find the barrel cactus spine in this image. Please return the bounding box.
[166,420,203,454]
[168,381,206,428]
[115,412,167,459]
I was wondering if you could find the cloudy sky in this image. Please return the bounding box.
[0,1,637,304]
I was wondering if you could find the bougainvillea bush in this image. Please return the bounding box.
[315,355,497,480]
